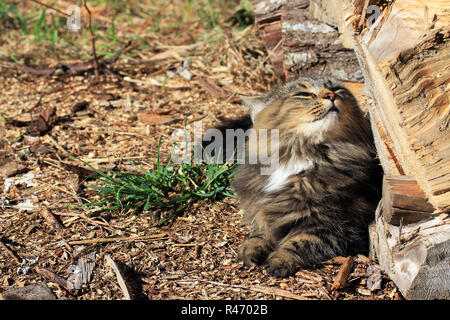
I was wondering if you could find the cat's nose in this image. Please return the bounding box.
[323,92,335,102]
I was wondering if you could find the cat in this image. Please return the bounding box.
[232,76,382,278]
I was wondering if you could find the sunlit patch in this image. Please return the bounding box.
[263,159,314,193]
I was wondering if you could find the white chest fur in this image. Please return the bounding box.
[263,159,313,193]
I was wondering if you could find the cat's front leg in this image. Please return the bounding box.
[239,234,272,266]
[265,233,334,278]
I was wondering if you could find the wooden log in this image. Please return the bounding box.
[284,1,363,81]
[366,96,404,176]
[309,0,362,48]
[252,0,363,81]
[355,27,450,212]
[369,203,450,299]
[383,176,435,225]
[252,0,286,79]
[361,0,450,62]
[350,0,450,212]
[309,0,450,211]
[307,0,450,299]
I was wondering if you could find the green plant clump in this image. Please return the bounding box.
[82,140,237,224]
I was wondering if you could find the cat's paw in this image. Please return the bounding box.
[239,237,271,266]
[264,251,297,278]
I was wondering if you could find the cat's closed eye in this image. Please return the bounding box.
[329,87,347,95]
[293,91,316,99]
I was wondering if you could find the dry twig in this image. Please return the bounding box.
[30,0,69,17]
[68,233,168,245]
[178,278,311,300]
[0,239,21,264]
[82,0,100,79]
[105,255,132,300]
[40,207,65,233]
[251,285,310,300]
[331,256,354,290]
[358,0,371,29]
[35,266,71,291]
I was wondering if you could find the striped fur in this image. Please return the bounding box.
[233,77,382,278]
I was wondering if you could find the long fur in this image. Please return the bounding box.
[232,77,382,278]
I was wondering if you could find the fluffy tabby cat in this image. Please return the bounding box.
[232,76,382,278]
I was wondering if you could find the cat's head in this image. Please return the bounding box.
[241,77,370,144]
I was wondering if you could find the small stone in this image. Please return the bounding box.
[1,282,56,300]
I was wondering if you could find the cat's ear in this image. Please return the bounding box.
[240,96,266,122]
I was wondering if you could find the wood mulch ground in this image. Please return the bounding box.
[0,0,401,300]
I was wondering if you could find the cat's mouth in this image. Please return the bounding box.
[314,105,339,122]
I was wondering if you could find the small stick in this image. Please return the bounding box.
[35,266,70,290]
[318,286,333,300]
[30,0,70,17]
[244,37,283,85]
[44,134,69,155]
[0,239,21,264]
[105,255,132,300]
[82,0,100,79]
[251,285,310,300]
[178,278,311,300]
[161,230,189,244]
[55,211,116,232]
[172,243,197,247]
[68,233,168,245]
[40,207,65,233]
[295,269,324,282]
[358,0,370,29]
[331,256,354,290]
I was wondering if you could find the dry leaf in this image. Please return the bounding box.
[30,107,58,136]
[0,159,27,178]
[137,110,174,125]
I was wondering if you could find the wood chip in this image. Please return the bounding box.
[197,77,229,99]
[318,286,333,300]
[137,110,175,125]
[0,160,27,178]
[35,266,71,291]
[356,287,372,296]
[331,256,354,290]
[68,233,168,245]
[0,240,21,264]
[251,285,311,300]
[66,251,96,290]
[105,255,132,300]
[40,207,65,233]
[366,265,383,291]
[31,106,58,136]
